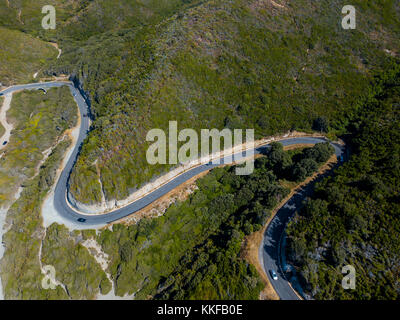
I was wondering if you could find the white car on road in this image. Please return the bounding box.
[270,270,278,281]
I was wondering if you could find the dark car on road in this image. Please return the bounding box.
[2,141,7,146]
[77,218,86,223]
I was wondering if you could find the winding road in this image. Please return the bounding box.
[0,81,343,227]
[1,80,345,299]
[260,142,344,300]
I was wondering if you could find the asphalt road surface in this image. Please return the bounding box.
[260,142,344,300]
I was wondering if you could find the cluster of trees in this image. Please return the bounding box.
[260,141,334,182]
[152,142,334,299]
[291,143,335,181]
[286,61,400,300]
[98,160,286,299]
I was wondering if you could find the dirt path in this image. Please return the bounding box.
[271,0,286,8]
[49,43,62,59]
[17,9,24,25]
[0,93,13,150]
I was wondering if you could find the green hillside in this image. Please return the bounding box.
[0,27,57,85]
[59,0,399,205]
[1,0,399,206]
[286,61,400,300]
[0,1,399,300]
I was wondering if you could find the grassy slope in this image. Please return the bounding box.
[0,0,78,35]
[0,139,71,300]
[42,223,112,299]
[58,0,400,205]
[0,138,111,299]
[0,86,76,206]
[0,86,110,300]
[0,27,58,85]
[0,0,84,85]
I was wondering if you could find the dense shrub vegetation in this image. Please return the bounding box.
[286,62,400,300]
[2,0,395,206]
[64,0,399,206]
[97,164,285,299]
[1,1,398,206]
[1,0,399,301]
[1,131,333,299]
[95,142,333,299]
